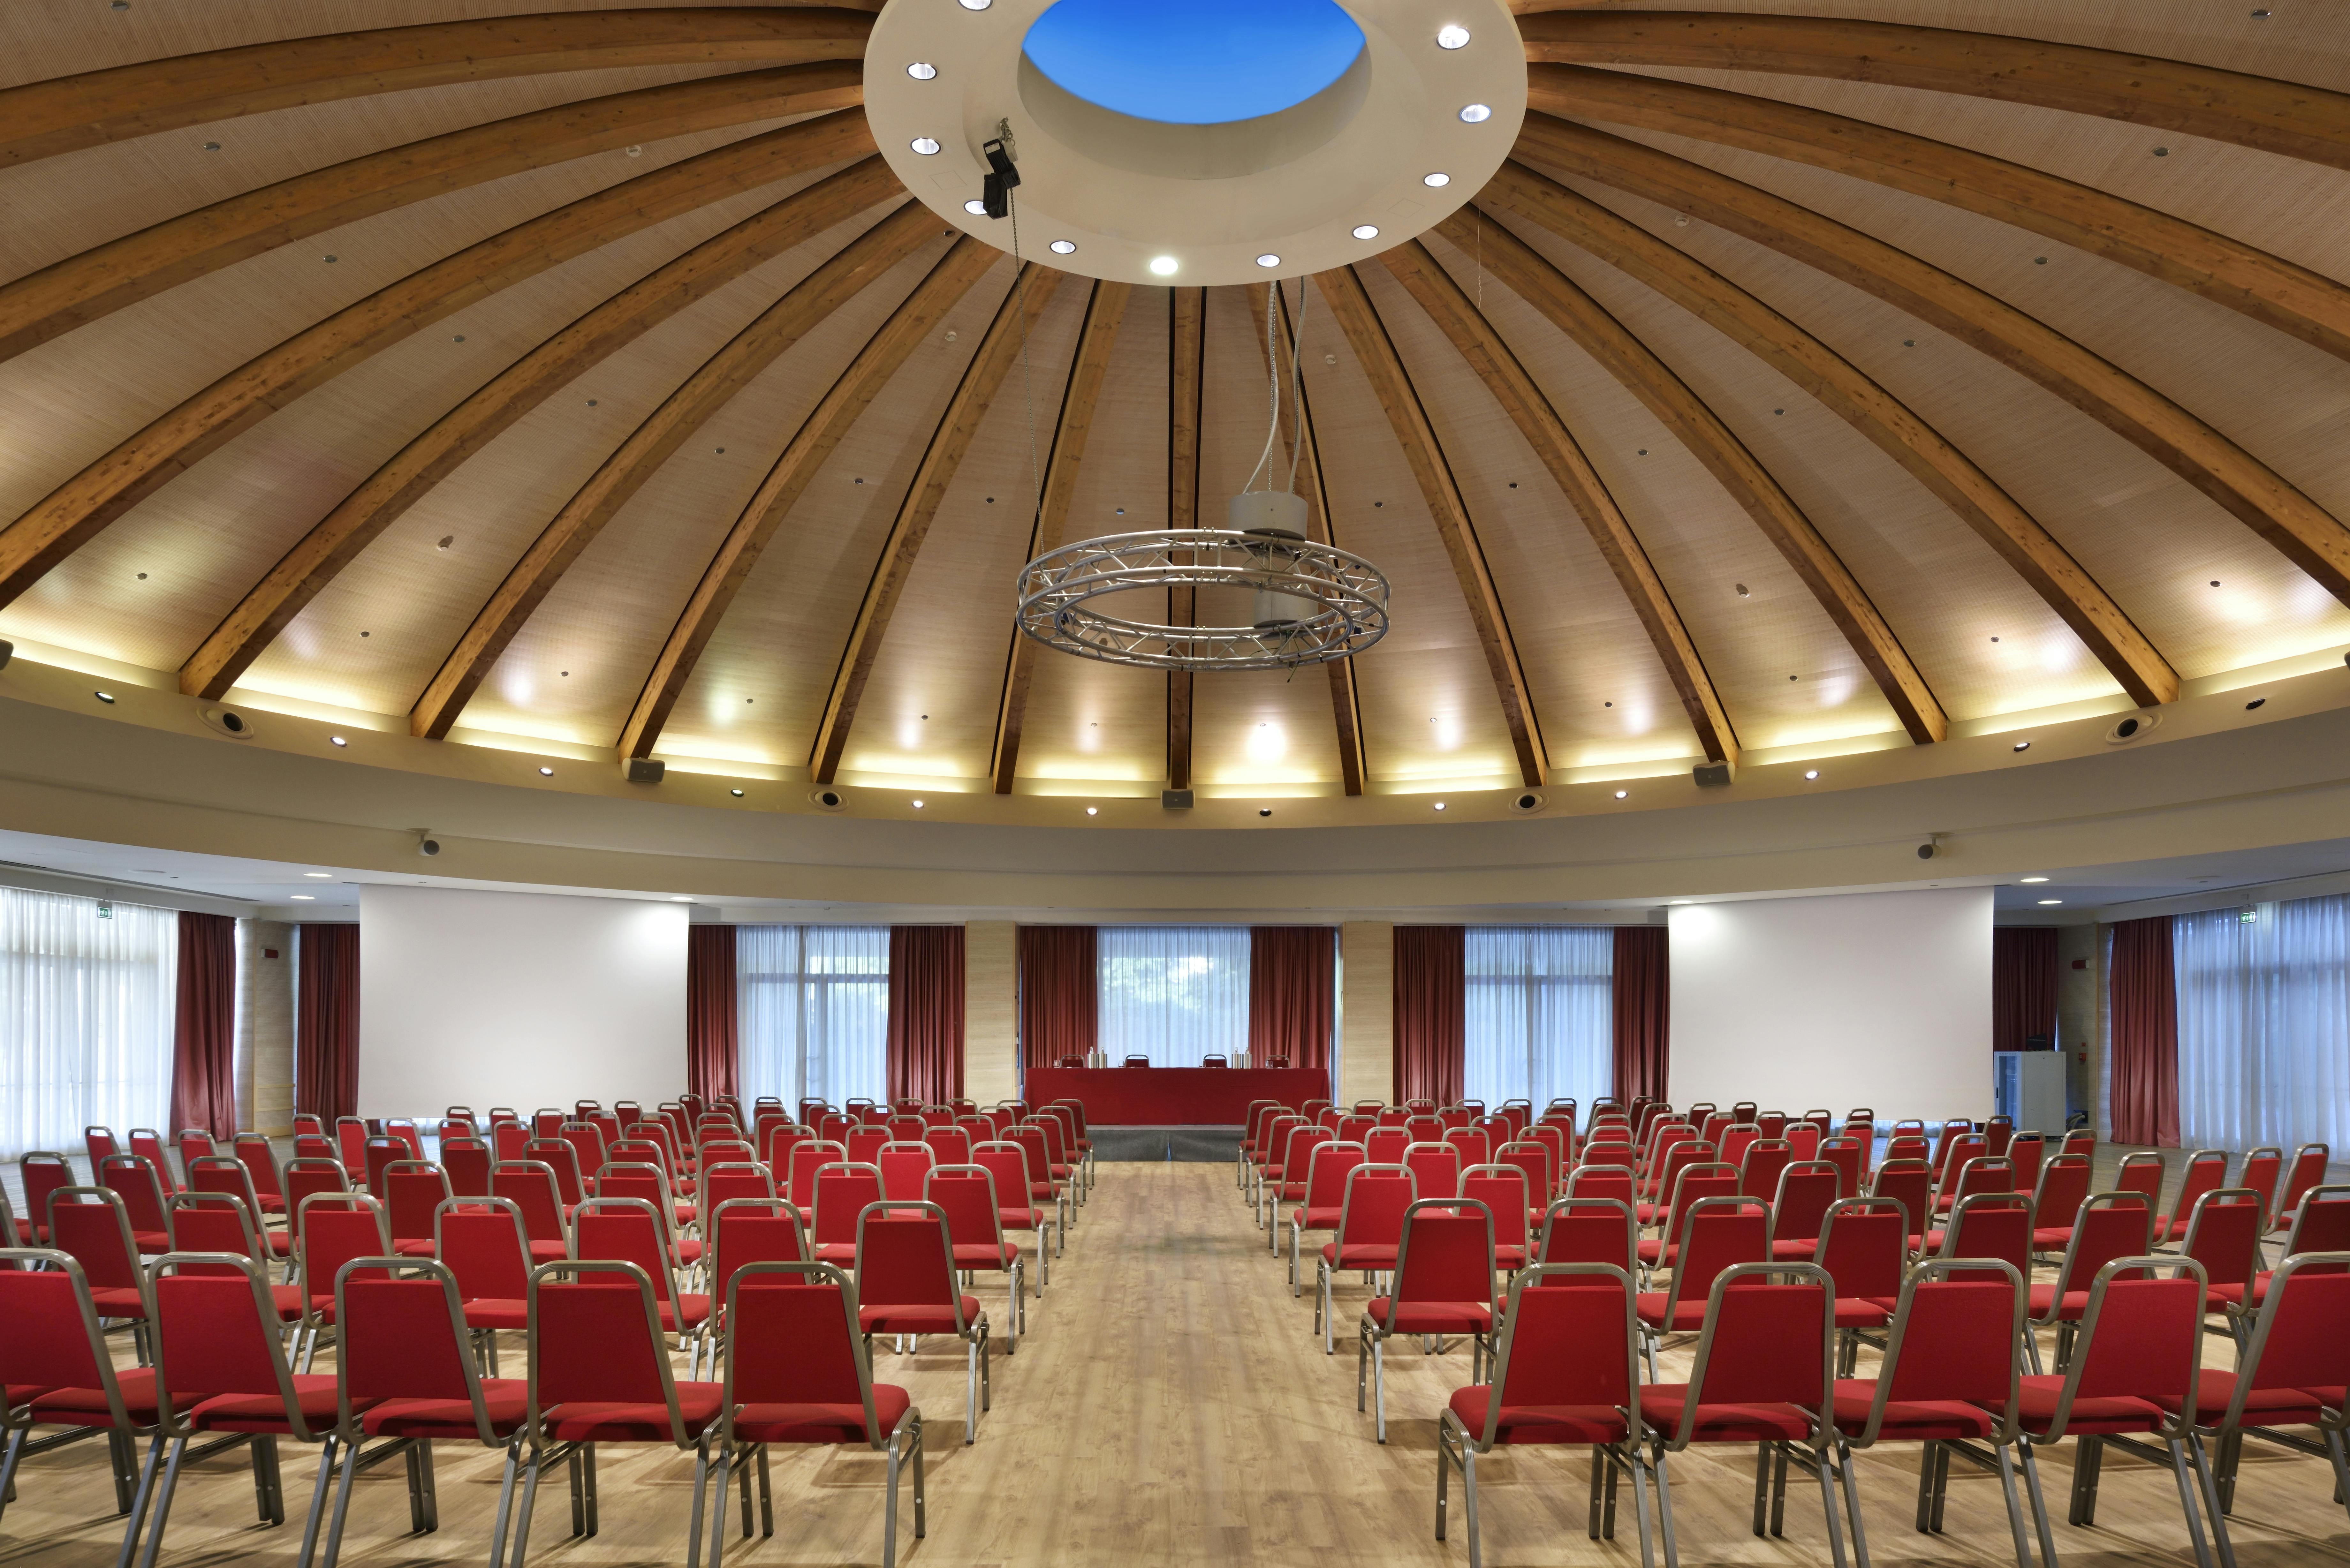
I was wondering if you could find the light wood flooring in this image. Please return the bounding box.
[6,1160,2349,1567]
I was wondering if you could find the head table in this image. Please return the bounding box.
[1020,1066,1333,1126]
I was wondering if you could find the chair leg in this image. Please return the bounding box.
[130,1435,189,1568]
[1816,1441,1851,1568]
[2068,1435,2103,1526]
[582,1443,598,1537]
[1993,1443,2034,1568]
[488,1439,523,1568]
[1836,1440,1870,1568]
[1461,1448,1480,1568]
[1374,1339,1389,1444]
[2018,1440,2060,1568]
[106,1427,136,1516]
[1435,1424,1452,1543]
[965,1340,979,1445]
[293,1434,339,1568]
[685,1440,710,1568]
[756,1444,773,1538]
[884,1430,903,1568]
[1650,1447,1680,1568]
[736,1442,755,1539]
[1628,1444,1659,1568]
[2169,1437,2218,1568]
[510,1445,546,1568]
[2327,1429,2350,1521]
[317,1433,364,1568]
[0,1428,24,1526]
[1751,1443,1773,1536]
[254,1433,284,1525]
[2188,1433,2235,1568]
[2214,1426,2243,1514]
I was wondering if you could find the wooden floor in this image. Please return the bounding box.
[7,1161,2349,1568]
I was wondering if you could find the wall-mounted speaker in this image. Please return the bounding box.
[1161,788,1194,809]
[1692,760,1734,788]
[199,706,255,738]
[624,758,664,783]
[1509,791,1544,814]
[2105,711,2161,744]
[810,788,845,810]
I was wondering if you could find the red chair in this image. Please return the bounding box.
[1927,1192,2036,1293]
[1740,1137,1794,1203]
[360,1136,406,1200]
[923,1125,973,1168]
[1636,1140,1714,1224]
[1266,1124,1334,1252]
[1365,1126,1411,1165]
[1317,1165,1416,1354]
[2029,1192,2154,1372]
[1636,1195,1770,1375]
[1934,1154,2017,1219]
[762,1120,813,1171]
[383,1161,453,1257]
[2006,1132,2044,1200]
[186,1155,292,1258]
[142,1252,353,1564]
[699,1196,810,1375]
[1832,1258,2032,1567]
[489,1161,572,1263]
[436,1195,535,1371]
[1534,1196,1639,1280]
[1768,1161,1841,1261]
[383,1119,427,1163]
[292,1113,326,1139]
[165,1192,304,1327]
[2156,1149,2232,1245]
[2176,1187,2266,1331]
[1786,1122,1823,1161]
[2027,1152,2094,1257]
[521,1138,588,1210]
[1030,1113,1084,1208]
[785,1139,847,1212]
[697,1160,775,1216]
[855,1202,990,1444]
[491,1122,530,1163]
[2181,1250,2350,1538]
[974,1141,1058,1285]
[1007,1125,1072,1238]
[0,1246,191,1540]
[441,1136,493,1199]
[812,1164,886,1267]
[715,1262,925,1567]
[1461,1165,1532,1271]
[1813,1196,1907,1374]
[877,1142,937,1204]
[572,1196,714,1376]
[2271,1143,2332,1237]
[322,1256,529,1568]
[1495,1140,1552,1220]
[1359,1198,1498,1442]
[1405,1142,1462,1204]
[96,1153,173,1251]
[173,1130,217,1186]
[1288,1142,1367,1295]
[293,1193,391,1371]
[44,1187,155,1362]
[2115,1148,2168,1207]
[1637,1162,1739,1268]
[1817,1135,1865,1200]
[2219,1185,2350,1324]
[19,1152,73,1244]
[926,1165,1026,1346]
[517,1259,730,1568]
[1436,1263,1653,1568]
[127,1131,178,1196]
[2002,1256,2216,1568]
[1639,1262,1846,1565]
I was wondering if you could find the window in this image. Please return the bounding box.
[737,926,889,1108]
[0,886,178,1159]
[1098,926,1249,1067]
[1465,926,1612,1112]
[2174,895,2350,1152]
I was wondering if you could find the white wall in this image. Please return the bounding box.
[358,885,687,1117]
[1669,888,1993,1119]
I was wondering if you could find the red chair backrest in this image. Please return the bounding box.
[1687,1270,1830,1410]
[361,1137,406,1199]
[698,1162,774,1212]
[2067,1268,2202,1406]
[924,1167,1005,1255]
[98,1153,170,1234]
[1565,1164,1635,1207]
[437,1200,532,1301]
[1665,1198,1770,1315]
[129,1132,177,1195]
[490,1162,568,1250]
[560,1123,607,1179]
[1335,1166,1416,1250]
[1739,1139,1792,1201]
[708,1198,808,1304]
[177,1129,217,1179]
[1365,1127,1411,1165]
[2115,1152,2166,1203]
[573,1200,682,1307]
[338,1268,482,1409]
[300,1197,392,1304]
[1936,1133,1988,1188]
[845,1126,891,1166]
[2006,1134,2043,1195]
[1444,1128,1491,1170]
[855,1205,961,1316]
[385,1121,426,1161]
[155,1262,294,1405]
[1770,1163,1839,1245]
[973,1144,1035,1212]
[530,1265,678,1416]
[1376,1202,1495,1329]
[1981,1118,2013,1157]
[1497,1142,1552,1206]
[2031,1153,2093,1231]
[2165,1150,2229,1221]
[521,1139,587,1206]
[1937,1194,2034,1283]
[924,1127,973,1167]
[1816,1198,1906,1300]
[0,1261,117,1402]
[385,1163,451,1244]
[1007,1126,1057,1185]
[20,1154,73,1240]
[1405,1143,1461,1201]
[2279,1186,2350,1260]
[1403,1115,1441,1144]
[169,1193,267,1274]
[1659,1163,1738,1238]
[492,1122,529,1162]
[2235,1258,2350,1397]
[441,1138,492,1198]
[2180,1189,2265,1292]
[787,1141,847,1210]
[1462,1168,1530,1252]
[49,1190,144,1292]
[282,1159,349,1241]
[814,1166,885,1249]
[1337,1115,1376,1144]
[2052,1195,2155,1295]
[2278,1145,2331,1225]
[1869,1160,1932,1235]
[1301,1143,1367,1210]
[336,1118,368,1169]
[1879,1271,2021,1410]
[1948,1156,2016,1202]
[1535,1197,1638,1280]
[878,1144,936,1203]
[2237,1147,2284,1212]
[721,1264,874,1429]
[1718,1125,1761,1171]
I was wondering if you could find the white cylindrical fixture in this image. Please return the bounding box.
[1230,492,1319,630]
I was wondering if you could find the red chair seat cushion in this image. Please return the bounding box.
[860,1299,982,1335]
[1366,1298,1494,1336]
[655,1294,713,1332]
[191,1376,352,1434]
[1831,1381,1994,1441]
[1447,1386,1628,1445]
[361,1381,527,1439]
[2204,1275,2272,1310]
[392,1239,437,1258]
[1769,1238,1820,1260]
[1323,1243,1399,1270]
[953,1243,1014,1270]
[90,1286,148,1320]
[1639,1386,1815,1443]
[546,1383,727,1442]
[462,1299,530,1331]
[734,1384,913,1445]
[1834,1299,1891,1329]
[2030,1227,2075,1249]
[1634,1293,1707,1332]
[29,1368,197,1427]
[2026,1285,2092,1322]
[2152,1372,2329,1426]
[1997,1377,2163,1436]
[999,1208,1046,1231]
[1494,1245,1529,1271]
[1292,1208,1344,1230]
[815,1242,857,1265]
[523,1240,567,1263]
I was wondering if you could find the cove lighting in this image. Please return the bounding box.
[1459,102,1492,123]
[1432,801,1446,811]
[911,137,941,155]
[907,62,937,79]
[1149,256,1178,276]
[2037,898,2063,906]
[291,894,315,901]
[1351,224,1379,240]
[1423,172,1450,187]
[304,872,331,879]
[2020,876,2050,884]
[1436,24,1470,48]
[1804,770,1819,780]
[1050,239,1076,255]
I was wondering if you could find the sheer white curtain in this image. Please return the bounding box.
[737,926,889,1109]
[2174,895,2350,1152]
[1466,926,1613,1111]
[0,887,178,1159]
[1098,926,1250,1067]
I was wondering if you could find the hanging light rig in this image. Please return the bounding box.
[1014,280,1390,673]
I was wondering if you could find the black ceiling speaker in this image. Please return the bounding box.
[624,758,664,784]
[980,137,1020,220]
[0,638,12,670]
[1692,760,1734,788]
[1161,788,1193,809]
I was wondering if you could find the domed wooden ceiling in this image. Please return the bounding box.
[3,2,2347,810]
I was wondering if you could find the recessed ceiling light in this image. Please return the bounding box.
[907,62,937,79]
[964,199,987,215]
[1255,254,1281,268]
[730,788,745,797]
[330,735,348,747]
[1436,23,1471,48]
[2021,877,2050,884]
[1459,103,1492,123]
[537,766,554,776]
[1433,802,1446,811]
[1614,789,1628,800]
[1148,256,1178,276]
[1259,808,1273,818]
[912,799,925,808]
[2037,898,2063,906]
[1804,770,1819,780]
[2244,696,2266,710]
[957,0,990,10]
[94,690,115,704]
[1351,224,1379,240]
[911,137,941,156]
[1049,239,1076,255]
[304,872,331,879]
[291,894,315,901]
[1422,172,1450,188]
[1085,806,1098,816]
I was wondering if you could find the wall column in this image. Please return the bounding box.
[1339,921,1392,1106]
[240,919,294,1134]
[964,920,1018,1106]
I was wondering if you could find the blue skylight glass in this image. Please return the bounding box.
[1023,0,1367,125]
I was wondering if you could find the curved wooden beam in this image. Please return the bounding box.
[1474,159,2179,708]
[1516,115,2350,603]
[1433,210,1948,744]
[1376,239,1742,765]
[1315,264,1551,784]
[990,280,1133,794]
[1247,282,1368,796]
[0,8,873,170]
[178,155,900,701]
[1518,11,2350,173]
[618,238,1005,764]
[408,199,940,740]
[1531,64,2350,369]
[0,60,861,364]
[0,112,877,611]
[1166,285,1203,793]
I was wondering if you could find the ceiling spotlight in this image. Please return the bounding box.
[330,735,347,747]
[1433,801,1446,811]
[912,799,925,808]
[2021,876,2050,884]
[291,894,315,901]
[907,61,937,79]
[1614,789,1628,800]
[94,690,115,704]
[1259,808,1273,817]
[1423,172,1451,187]
[956,0,990,10]
[1351,224,1379,240]
[1804,770,1819,780]
[1459,103,1492,123]
[304,872,331,879]
[537,766,554,776]
[2037,898,2063,906]
[2013,740,2032,752]
[964,199,988,215]
[729,788,745,797]
[1045,239,1075,256]
[1255,254,1281,268]
[1085,806,1098,816]
[1148,256,1178,276]
[911,137,941,156]
[1436,23,1471,48]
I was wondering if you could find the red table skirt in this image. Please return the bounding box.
[1022,1067,1332,1126]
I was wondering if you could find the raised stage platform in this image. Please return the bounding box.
[1022,1065,1330,1126]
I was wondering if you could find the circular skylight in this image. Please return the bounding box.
[1023,0,1365,125]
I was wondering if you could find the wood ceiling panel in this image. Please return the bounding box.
[0,161,841,682]
[458,236,959,750]
[835,282,1093,785]
[1356,256,1709,771]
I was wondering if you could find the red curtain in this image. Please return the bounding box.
[2108,916,2180,1147]
[168,912,238,1138]
[1018,926,1097,1069]
[1249,926,1334,1068]
[687,925,738,1101]
[888,926,965,1103]
[1992,927,2060,1053]
[1611,925,1670,1104]
[294,923,360,1121]
[1392,926,1464,1105]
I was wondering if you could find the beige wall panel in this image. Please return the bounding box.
[240,916,293,1135]
[964,918,1017,1107]
[1340,920,1392,1106]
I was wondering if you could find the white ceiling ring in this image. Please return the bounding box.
[865,0,1526,285]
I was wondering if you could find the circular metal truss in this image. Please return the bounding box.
[1016,528,1390,671]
